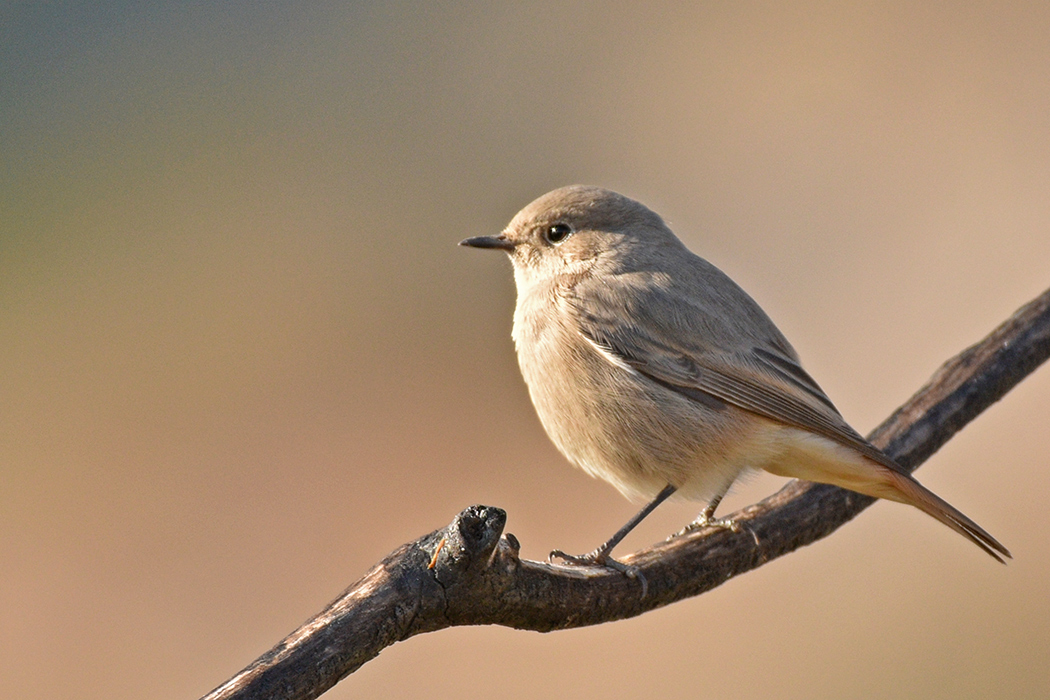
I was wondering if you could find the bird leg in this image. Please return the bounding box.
[674,491,741,537]
[549,484,677,591]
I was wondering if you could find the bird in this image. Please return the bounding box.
[460,185,1009,575]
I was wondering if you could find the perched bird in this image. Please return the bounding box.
[461,185,1009,573]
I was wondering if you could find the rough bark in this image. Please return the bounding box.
[202,287,1050,700]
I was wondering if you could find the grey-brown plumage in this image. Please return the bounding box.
[461,185,1009,569]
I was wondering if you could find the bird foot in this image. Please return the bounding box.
[549,548,649,597]
[673,514,741,538]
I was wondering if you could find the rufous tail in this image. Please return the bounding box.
[764,429,1010,562]
[879,467,1011,563]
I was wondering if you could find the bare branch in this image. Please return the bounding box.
[202,287,1050,700]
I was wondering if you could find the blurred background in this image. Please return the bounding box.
[2,2,1048,698]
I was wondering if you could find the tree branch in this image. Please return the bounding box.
[202,287,1050,700]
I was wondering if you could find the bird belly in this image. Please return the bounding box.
[516,315,771,503]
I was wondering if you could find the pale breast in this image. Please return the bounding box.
[513,286,764,502]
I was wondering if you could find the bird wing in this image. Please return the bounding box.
[566,274,901,472]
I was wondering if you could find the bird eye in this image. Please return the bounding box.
[544,223,573,245]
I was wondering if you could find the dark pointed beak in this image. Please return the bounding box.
[459,235,515,251]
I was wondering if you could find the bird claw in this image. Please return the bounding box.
[549,548,649,597]
[673,515,741,538]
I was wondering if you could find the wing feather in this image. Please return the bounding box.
[567,274,903,473]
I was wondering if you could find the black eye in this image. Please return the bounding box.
[544,223,573,245]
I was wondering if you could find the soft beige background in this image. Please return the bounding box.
[2,2,1048,698]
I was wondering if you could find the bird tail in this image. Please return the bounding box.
[765,428,1011,562]
[878,466,1011,563]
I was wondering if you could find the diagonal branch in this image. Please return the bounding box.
[202,287,1050,700]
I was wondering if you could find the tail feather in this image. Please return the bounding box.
[765,428,1011,562]
[883,468,1011,563]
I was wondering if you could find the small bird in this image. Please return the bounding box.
[461,185,1009,574]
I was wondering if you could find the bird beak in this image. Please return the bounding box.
[459,234,515,251]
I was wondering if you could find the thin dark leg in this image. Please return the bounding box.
[676,487,740,536]
[699,492,725,523]
[594,483,678,558]
[549,483,677,572]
